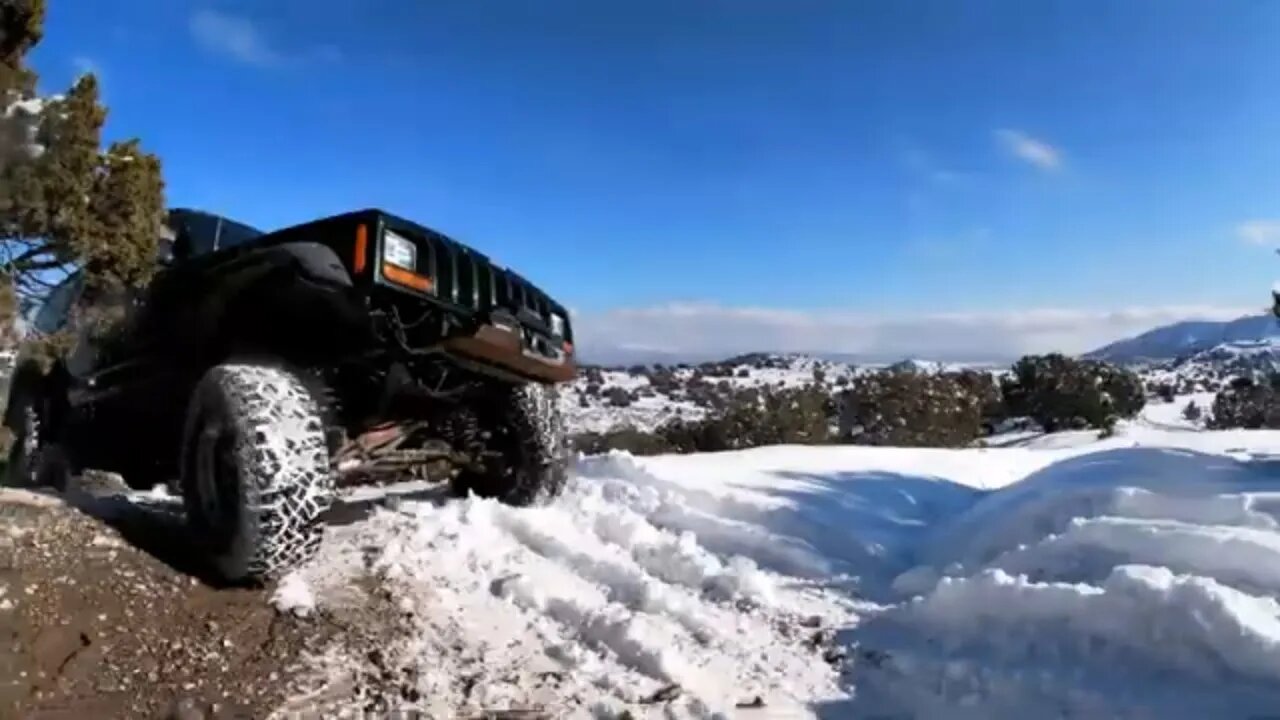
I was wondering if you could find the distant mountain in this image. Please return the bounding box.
[1087,314,1280,363]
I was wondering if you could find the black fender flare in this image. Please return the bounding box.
[275,241,353,289]
[209,241,353,302]
[206,243,370,364]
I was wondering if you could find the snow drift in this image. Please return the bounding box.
[851,442,1280,719]
[261,421,1280,718]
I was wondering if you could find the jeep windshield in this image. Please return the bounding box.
[169,208,264,256]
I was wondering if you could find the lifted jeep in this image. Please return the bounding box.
[4,208,576,582]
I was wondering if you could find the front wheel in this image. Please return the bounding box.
[453,383,569,506]
[180,363,334,583]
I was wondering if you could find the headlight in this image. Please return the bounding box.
[383,231,417,270]
[550,313,566,337]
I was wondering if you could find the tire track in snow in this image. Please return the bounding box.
[279,471,858,718]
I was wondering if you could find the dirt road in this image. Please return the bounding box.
[0,485,339,720]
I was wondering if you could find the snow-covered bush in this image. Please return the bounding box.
[1208,376,1280,429]
[1098,361,1146,418]
[951,368,1007,431]
[1182,399,1203,422]
[649,367,680,394]
[837,369,985,447]
[1001,354,1145,433]
[604,387,632,408]
[569,382,835,456]
[662,385,833,453]
[571,426,671,455]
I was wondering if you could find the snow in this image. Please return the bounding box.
[264,419,1280,717]
[1139,391,1215,430]
[3,95,51,159]
[271,572,316,617]
[1205,338,1280,357]
[566,391,706,434]
[1139,339,1280,395]
[851,565,1280,719]
[289,464,864,716]
[848,431,1280,719]
[3,96,48,118]
[560,354,861,434]
[561,351,1259,438]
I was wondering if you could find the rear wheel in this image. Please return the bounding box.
[4,379,71,491]
[453,383,568,506]
[180,363,334,583]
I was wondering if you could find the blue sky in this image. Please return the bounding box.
[28,1,1280,360]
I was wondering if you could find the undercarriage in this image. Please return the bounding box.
[320,354,525,488]
[333,420,494,486]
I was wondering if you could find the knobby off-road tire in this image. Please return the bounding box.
[181,363,334,584]
[454,383,569,506]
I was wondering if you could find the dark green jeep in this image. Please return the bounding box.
[4,208,576,582]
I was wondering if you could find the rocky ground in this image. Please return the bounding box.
[0,478,419,720]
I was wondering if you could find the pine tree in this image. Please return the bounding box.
[0,0,43,96]
[0,0,166,349]
[0,0,44,346]
[83,139,167,291]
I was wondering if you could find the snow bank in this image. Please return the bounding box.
[847,564,1280,719]
[852,440,1280,718]
[275,425,1280,718]
[575,447,1046,598]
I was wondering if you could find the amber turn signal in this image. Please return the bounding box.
[353,224,368,274]
[382,262,433,292]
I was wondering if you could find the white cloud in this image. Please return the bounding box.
[189,9,341,68]
[190,9,281,67]
[995,129,1062,171]
[571,302,1251,365]
[1237,219,1280,246]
